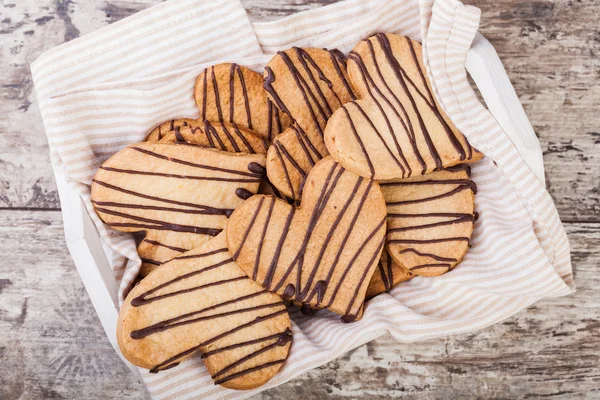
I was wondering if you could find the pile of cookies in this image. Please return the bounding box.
[91,33,481,390]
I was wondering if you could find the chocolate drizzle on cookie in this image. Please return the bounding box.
[263,48,356,199]
[123,242,291,383]
[377,251,395,292]
[91,143,266,276]
[264,47,356,136]
[130,146,264,178]
[148,119,194,141]
[149,310,289,374]
[138,239,187,268]
[229,63,253,130]
[266,99,284,141]
[198,63,288,140]
[152,120,269,161]
[331,33,479,180]
[383,166,477,276]
[202,121,267,154]
[230,160,387,321]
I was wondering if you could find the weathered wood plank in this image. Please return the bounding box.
[0,211,598,399]
[0,0,598,221]
[468,0,600,222]
[0,211,148,400]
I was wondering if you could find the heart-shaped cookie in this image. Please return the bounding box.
[383,165,477,277]
[195,63,292,141]
[263,48,357,199]
[91,142,266,276]
[366,248,414,299]
[227,156,387,321]
[118,233,292,390]
[325,33,482,180]
[155,120,269,155]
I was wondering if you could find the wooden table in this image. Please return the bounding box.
[1,0,598,398]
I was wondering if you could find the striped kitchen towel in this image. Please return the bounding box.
[31,0,573,398]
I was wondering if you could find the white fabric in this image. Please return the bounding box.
[31,0,573,398]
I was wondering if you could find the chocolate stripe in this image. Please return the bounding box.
[201,68,208,121]
[134,275,246,307]
[134,290,270,339]
[329,49,357,100]
[149,309,288,374]
[344,235,386,317]
[173,248,228,260]
[97,207,223,235]
[302,176,363,302]
[386,185,474,206]
[373,34,444,169]
[275,142,307,178]
[364,39,426,173]
[349,100,407,176]
[387,215,474,233]
[132,299,281,339]
[131,257,234,306]
[232,197,266,260]
[211,65,224,121]
[99,166,260,183]
[129,147,263,178]
[143,239,187,253]
[399,248,457,262]
[230,63,253,130]
[328,216,387,312]
[350,47,413,176]
[295,47,335,115]
[213,359,288,385]
[211,332,291,379]
[140,258,162,266]
[273,143,296,199]
[410,263,451,271]
[291,125,321,165]
[93,180,236,212]
[201,329,292,359]
[204,120,227,151]
[342,105,375,178]
[272,163,343,295]
[254,198,276,281]
[92,200,234,216]
[388,237,470,244]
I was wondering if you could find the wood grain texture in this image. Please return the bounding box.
[0,211,147,400]
[0,212,597,399]
[1,0,599,399]
[1,0,598,220]
[468,0,600,223]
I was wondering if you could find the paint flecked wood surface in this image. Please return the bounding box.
[0,0,598,399]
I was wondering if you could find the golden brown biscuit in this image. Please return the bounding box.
[195,63,291,141]
[383,165,477,277]
[158,121,269,155]
[264,48,356,199]
[141,121,267,274]
[91,142,266,276]
[266,125,324,201]
[325,33,482,180]
[118,233,292,390]
[227,156,387,322]
[366,248,413,299]
[146,118,199,142]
